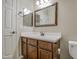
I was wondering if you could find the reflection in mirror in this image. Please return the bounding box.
[22,0,33,27]
[23,13,33,26]
[34,3,58,27]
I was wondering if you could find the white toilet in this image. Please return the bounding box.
[68,41,77,59]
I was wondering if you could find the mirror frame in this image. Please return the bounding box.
[34,2,58,27]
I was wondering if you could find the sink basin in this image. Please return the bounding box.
[21,32,61,43]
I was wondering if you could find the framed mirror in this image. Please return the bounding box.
[34,2,58,27]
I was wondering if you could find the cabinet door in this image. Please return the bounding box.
[38,49,52,59]
[22,42,27,59]
[28,45,37,59]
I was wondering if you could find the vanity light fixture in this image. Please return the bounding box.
[18,8,32,16]
[36,0,51,8]
[40,0,45,4]
[23,8,32,15]
[36,0,49,5]
[44,0,49,2]
[18,11,23,17]
[36,1,40,6]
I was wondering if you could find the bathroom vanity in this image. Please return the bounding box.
[21,32,61,59]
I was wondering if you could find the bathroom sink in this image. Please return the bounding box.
[21,32,61,43]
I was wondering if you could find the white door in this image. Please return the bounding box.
[2,0,17,58]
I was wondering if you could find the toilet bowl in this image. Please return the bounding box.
[68,41,77,59]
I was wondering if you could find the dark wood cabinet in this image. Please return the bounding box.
[21,37,60,59]
[38,48,52,59]
[28,38,37,46]
[22,43,27,59]
[21,37,27,59]
[28,45,37,59]
[38,41,52,51]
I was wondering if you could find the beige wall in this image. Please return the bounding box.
[34,0,77,59]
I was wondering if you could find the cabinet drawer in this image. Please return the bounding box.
[38,41,52,51]
[28,38,37,46]
[22,37,27,43]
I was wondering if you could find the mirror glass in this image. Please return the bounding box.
[23,13,33,26]
[22,0,33,26]
[34,3,57,27]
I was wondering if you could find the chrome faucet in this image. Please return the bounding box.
[40,32,44,36]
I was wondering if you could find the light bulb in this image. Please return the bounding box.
[40,0,44,4]
[44,0,49,2]
[36,1,40,5]
[24,8,28,12]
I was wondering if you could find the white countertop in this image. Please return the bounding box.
[21,32,61,43]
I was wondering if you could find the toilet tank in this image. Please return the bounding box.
[68,41,77,59]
